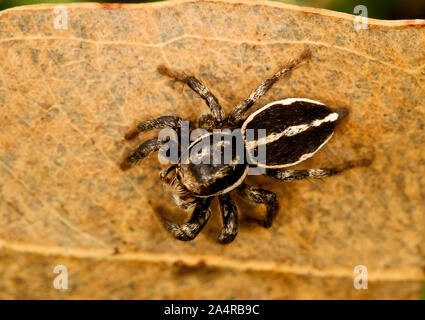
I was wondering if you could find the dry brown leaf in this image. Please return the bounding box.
[0,0,424,299]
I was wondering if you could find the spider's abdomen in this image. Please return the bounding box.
[241,98,340,168]
[178,132,248,197]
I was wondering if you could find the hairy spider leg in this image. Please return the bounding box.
[157,65,225,127]
[121,116,183,170]
[124,115,182,140]
[237,183,279,228]
[218,193,239,244]
[264,159,373,181]
[160,197,213,241]
[120,138,163,171]
[228,49,312,126]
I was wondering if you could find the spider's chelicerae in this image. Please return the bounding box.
[121,50,367,244]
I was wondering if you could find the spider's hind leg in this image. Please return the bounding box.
[237,183,279,228]
[265,167,341,181]
[157,65,225,125]
[265,159,373,181]
[160,197,213,241]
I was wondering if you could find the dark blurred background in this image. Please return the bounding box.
[0,0,425,19]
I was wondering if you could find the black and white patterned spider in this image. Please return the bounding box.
[120,50,364,244]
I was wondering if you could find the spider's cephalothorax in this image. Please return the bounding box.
[121,50,364,244]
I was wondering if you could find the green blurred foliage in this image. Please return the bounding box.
[277,0,425,19]
[1,0,425,19]
[327,0,399,19]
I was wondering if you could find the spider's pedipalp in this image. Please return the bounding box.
[160,165,197,210]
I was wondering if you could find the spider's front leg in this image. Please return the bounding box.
[218,193,239,244]
[160,197,213,241]
[237,183,279,228]
[124,115,182,140]
[120,138,165,170]
[120,116,183,170]
[157,65,225,128]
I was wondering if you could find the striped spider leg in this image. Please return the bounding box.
[157,64,225,129]
[227,48,312,126]
[120,115,183,171]
[265,158,373,182]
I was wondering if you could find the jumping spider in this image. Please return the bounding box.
[121,50,366,244]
